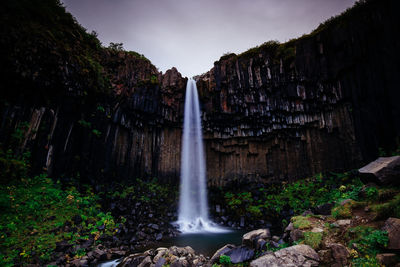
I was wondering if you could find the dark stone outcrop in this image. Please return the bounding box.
[359,156,400,185]
[1,0,400,188]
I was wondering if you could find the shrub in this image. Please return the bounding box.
[219,255,232,265]
[347,226,388,257]
[303,232,323,249]
[332,205,352,219]
[371,193,400,220]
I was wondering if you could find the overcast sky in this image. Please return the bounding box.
[62,0,356,77]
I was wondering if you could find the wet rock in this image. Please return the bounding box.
[242,229,271,248]
[250,244,319,267]
[224,245,255,264]
[154,257,166,267]
[210,244,236,264]
[118,253,147,267]
[256,239,267,250]
[155,233,163,241]
[138,256,152,267]
[359,156,400,185]
[382,217,400,249]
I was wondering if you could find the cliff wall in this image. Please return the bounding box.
[197,0,400,186]
[1,0,399,187]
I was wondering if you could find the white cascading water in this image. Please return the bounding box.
[176,78,228,234]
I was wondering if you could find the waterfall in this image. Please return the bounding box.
[176,78,227,233]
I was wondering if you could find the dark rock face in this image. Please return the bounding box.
[1,0,400,188]
[0,52,186,184]
[197,0,400,186]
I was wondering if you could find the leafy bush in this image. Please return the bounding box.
[365,187,379,201]
[347,226,388,266]
[219,255,232,265]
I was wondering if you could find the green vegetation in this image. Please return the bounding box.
[303,232,323,249]
[371,193,400,220]
[0,137,120,266]
[331,202,353,219]
[346,226,388,266]
[107,177,175,204]
[221,172,363,223]
[0,169,119,265]
[291,216,311,230]
[219,255,232,265]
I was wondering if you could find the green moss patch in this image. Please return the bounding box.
[291,216,311,230]
[303,232,323,249]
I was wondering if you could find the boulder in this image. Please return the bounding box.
[117,253,147,267]
[382,217,400,249]
[376,253,399,266]
[359,156,400,185]
[250,244,319,267]
[154,257,166,267]
[328,243,349,266]
[137,256,152,267]
[93,248,108,261]
[224,245,255,264]
[242,229,271,248]
[209,244,236,264]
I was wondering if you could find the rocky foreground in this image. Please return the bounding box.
[115,215,400,267]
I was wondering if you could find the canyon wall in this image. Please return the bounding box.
[0,50,186,184]
[197,0,400,186]
[1,0,399,187]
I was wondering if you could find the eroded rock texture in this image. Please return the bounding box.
[1,0,400,187]
[197,0,400,186]
[0,50,186,184]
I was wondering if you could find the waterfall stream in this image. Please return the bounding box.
[176,78,227,233]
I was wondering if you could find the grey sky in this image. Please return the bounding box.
[62,0,356,77]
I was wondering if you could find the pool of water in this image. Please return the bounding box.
[158,229,247,256]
